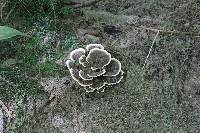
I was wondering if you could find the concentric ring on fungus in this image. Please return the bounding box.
[66,44,123,92]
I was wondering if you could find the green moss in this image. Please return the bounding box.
[17,38,40,69]
[0,67,46,102]
[39,60,58,76]
[63,35,79,49]
[60,7,80,16]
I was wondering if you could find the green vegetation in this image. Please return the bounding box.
[61,7,81,16]
[0,1,80,131]
[0,26,25,40]
[1,0,200,132]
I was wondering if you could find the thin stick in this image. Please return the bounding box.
[0,108,3,133]
[5,3,16,21]
[0,100,12,124]
[65,0,103,8]
[142,30,160,69]
[74,108,81,133]
[0,1,7,20]
[134,26,200,38]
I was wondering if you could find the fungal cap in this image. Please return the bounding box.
[79,55,87,67]
[66,60,75,70]
[89,79,105,90]
[79,70,93,80]
[86,48,111,69]
[67,44,123,92]
[104,70,124,85]
[85,88,95,93]
[87,69,106,77]
[89,82,105,90]
[103,58,121,76]
[70,48,85,61]
[86,44,104,51]
[70,69,93,86]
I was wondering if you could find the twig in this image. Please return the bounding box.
[0,108,3,133]
[74,108,81,133]
[5,3,16,21]
[134,26,200,38]
[18,0,31,15]
[0,1,7,20]
[37,96,56,114]
[0,100,12,125]
[65,0,103,8]
[142,30,160,69]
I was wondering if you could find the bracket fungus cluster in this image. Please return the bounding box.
[66,44,123,92]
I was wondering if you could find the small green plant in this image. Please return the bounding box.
[0,26,25,41]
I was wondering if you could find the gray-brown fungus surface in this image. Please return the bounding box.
[66,44,123,92]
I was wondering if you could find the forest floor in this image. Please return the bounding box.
[1,0,200,132]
